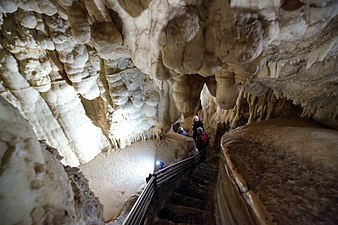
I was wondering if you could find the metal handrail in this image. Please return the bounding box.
[122,151,201,225]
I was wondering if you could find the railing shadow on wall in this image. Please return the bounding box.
[122,151,201,225]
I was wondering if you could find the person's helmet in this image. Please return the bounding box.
[178,127,184,133]
[193,115,199,121]
[197,127,203,132]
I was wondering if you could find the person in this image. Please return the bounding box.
[192,115,204,142]
[172,122,181,133]
[177,127,188,136]
[196,127,209,160]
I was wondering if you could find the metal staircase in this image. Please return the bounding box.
[148,156,219,224]
[122,151,219,225]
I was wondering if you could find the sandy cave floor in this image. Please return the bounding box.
[80,132,196,221]
[223,118,338,225]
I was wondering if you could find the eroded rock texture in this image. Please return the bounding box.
[217,118,338,225]
[0,97,104,225]
[0,0,337,165]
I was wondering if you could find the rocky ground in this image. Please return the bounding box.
[222,118,338,225]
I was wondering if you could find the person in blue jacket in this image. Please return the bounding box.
[177,127,188,136]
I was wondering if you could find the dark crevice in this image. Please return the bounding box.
[0,143,14,176]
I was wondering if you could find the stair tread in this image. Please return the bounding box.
[159,205,212,224]
[191,170,218,179]
[180,179,215,192]
[169,192,211,210]
[189,179,216,189]
[191,173,218,184]
[175,186,214,200]
[163,203,211,213]
[196,163,219,172]
[153,218,194,225]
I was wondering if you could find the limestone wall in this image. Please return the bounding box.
[215,118,338,224]
[0,96,104,225]
[0,0,337,166]
[214,148,273,225]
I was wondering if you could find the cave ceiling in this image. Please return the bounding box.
[0,0,337,165]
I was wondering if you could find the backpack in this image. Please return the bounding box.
[200,132,209,146]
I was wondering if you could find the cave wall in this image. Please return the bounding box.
[0,0,337,165]
[0,96,104,225]
[216,118,338,224]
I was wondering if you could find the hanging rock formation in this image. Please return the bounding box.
[0,0,337,166]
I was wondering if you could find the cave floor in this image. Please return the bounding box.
[223,118,338,225]
[80,132,195,221]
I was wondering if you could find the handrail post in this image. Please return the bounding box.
[146,173,152,183]
[153,173,159,200]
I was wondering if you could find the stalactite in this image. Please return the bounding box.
[110,135,119,149]
[274,97,287,115]
[265,93,276,121]
[247,93,257,125]
[230,86,244,128]
[252,94,259,122]
[236,86,244,118]
[258,93,267,122]
[301,106,315,118]
[0,0,336,168]
[225,84,306,130]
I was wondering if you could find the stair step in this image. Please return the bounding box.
[158,204,212,224]
[196,163,219,172]
[193,168,218,178]
[175,186,213,200]
[169,192,211,210]
[193,170,218,179]
[192,171,218,180]
[191,173,217,186]
[179,179,215,194]
[153,218,192,225]
[195,167,218,177]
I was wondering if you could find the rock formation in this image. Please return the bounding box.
[0,0,337,167]
[217,118,338,225]
[1,1,338,224]
[0,96,104,225]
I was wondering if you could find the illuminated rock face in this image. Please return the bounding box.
[0,97,104,225]
[0,0,337,165]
